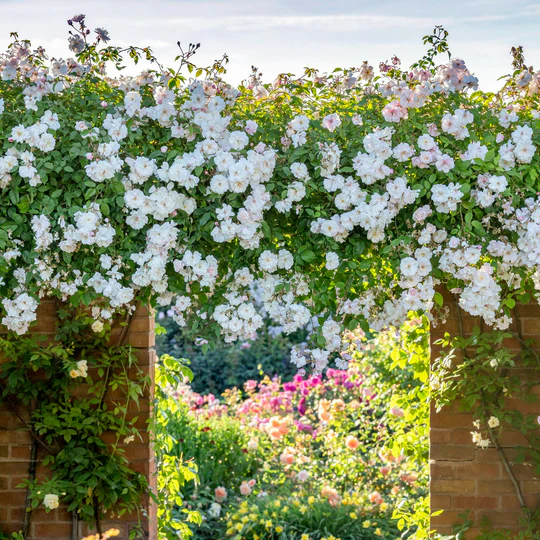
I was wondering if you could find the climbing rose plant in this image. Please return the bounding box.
[1,20,540,370]
[0,15,540,536]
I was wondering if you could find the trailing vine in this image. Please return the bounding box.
[0,305,151,539]
[432,292,540,537]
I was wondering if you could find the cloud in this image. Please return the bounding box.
[138,14,447,32]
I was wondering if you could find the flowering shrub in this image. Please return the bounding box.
[159,322,429,539]
[1,14,540,536]
[1,19,540,371]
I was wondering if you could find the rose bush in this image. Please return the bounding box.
[1,19,540,369]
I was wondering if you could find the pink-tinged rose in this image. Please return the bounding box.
[322,113,341,132]
[382,100,408,123]
[390,407,404,417]
[369,491,383,505]
[239,481,252,495]
[215,486,227,502]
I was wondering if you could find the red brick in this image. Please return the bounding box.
[33,523,72,537]
[431,479,476,494]
[430,463,454,479]
[0,301,157,540]
[430,445,476,461]
[451,463,501,479]
[477,479,516,494]
[430,494,452,508]
[453,496,500,510]
[431,413,474,429]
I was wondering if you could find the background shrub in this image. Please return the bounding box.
[156,314,305,395]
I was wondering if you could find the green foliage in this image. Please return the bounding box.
[0,314,149,538]
[156,315,305,394]
[154,355,202,538]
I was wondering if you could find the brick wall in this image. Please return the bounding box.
[0,299,157,540]
[430,288,540,538]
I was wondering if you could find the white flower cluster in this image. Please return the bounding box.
[499,125,536,170]
[213,293,263,342]
[431,183,464,213]
[59,204,115,252]
[2,293,39,335]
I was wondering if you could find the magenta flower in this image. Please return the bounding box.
[297,397,307,416]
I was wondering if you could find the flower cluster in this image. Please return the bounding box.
[164,326,426,539]
[1,21,540,376]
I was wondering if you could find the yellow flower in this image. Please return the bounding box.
[363,520,371,528]
[300,505,308,514]
[274,500,281,507]
[308,496,315,505]
[380,502,388,512]
[282,506,289,513]
[349,512,357,519]
[375,528,383,536]
[241,516,249,524]
[265,520,273,528]
[235,523,243,532]
[276,526,283,533]
[301,535,310,540]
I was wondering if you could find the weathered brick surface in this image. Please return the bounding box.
[430,289,540,538]
[0,300,157,539]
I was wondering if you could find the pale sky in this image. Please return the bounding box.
[1,0,540,91]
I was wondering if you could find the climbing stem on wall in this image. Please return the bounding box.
[0,307,151,539]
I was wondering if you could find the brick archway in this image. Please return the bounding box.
[2,295,539,539]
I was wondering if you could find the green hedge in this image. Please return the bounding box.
[156,314,306,394]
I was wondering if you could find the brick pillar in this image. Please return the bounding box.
[0,300,157,540]
[430,288,540,537]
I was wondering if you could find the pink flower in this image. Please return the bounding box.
[390,407,404,417]
[322,113,341,132]
[321,486,341,506]
[244,380,257,392]
[239,481,252,496]
[214,486,227,502]
[280,450,295,465]
[382,100,408,123]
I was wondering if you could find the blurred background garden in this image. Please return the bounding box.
[154,313,430,540]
